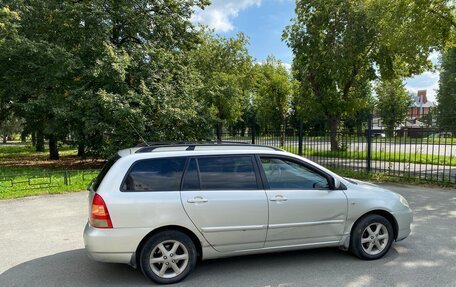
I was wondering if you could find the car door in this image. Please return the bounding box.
[258,156,348,248]
[180,155,268,252]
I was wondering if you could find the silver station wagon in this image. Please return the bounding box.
[84,143,413,284]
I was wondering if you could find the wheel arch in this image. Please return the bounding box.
[133,225,203,268]
[350,209,399,240]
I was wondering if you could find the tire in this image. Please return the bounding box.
[139,231,197,284]
[349,214,394,260]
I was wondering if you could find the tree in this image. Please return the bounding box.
[191,32,254,140]
[437,47,456,133]
[0,0,211,158]
[1,114,23,144]
[284,0,454,150]
[343,79,375,135]
[256,56,292,146]
[375,79,412,137]
[0,6,20,145]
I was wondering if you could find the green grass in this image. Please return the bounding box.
[0,144,102,199]
[281,146,456,166]
[0,144,75,157]
[327,167,455,188]
[0,170,99,199]
[1,142,454,199]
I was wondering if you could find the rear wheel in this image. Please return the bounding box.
[350,214,394,260]
[140,231,197,284]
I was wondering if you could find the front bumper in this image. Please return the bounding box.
[392,208,413,241]
[83,222,151,265]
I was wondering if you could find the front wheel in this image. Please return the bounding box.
[139,231,197,284]
[350,214,394,260]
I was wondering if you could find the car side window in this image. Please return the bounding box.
[260,157,329,190]
[196,156,258,190]
[122,157,186,191]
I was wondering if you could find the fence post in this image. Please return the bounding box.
[251,122,255,144]
[63,171,68,185]
[366,114,373,172]
[298,119,303,156]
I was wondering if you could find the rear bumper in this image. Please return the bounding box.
[392,208,413,241]
[83,222,150,265]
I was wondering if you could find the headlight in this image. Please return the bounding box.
[399,195,410,208]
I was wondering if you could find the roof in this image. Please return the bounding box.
[411,93,435,108]
[117,142,281,157]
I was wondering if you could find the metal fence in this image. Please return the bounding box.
[0,169,99,191]
[221,122,456,184]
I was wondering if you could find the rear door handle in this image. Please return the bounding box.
[270,195,288,202]
[187,196,208,204]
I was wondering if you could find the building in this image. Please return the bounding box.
[409,90,434,119]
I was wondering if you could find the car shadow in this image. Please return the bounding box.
[0,247,400,287]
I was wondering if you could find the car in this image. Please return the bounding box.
[84,142,413,284]
[372,133,386,138]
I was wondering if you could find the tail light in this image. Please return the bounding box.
[90,194,113,228]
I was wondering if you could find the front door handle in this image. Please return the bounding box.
[187,196,208,204]
[270,195,288,202]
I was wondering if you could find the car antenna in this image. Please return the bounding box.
[126,118,150,146]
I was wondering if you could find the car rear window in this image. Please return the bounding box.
[93,154,120,191]
[122,157,186,191]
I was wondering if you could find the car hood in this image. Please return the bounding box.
[342,178,410,212]
[344,178,395,194]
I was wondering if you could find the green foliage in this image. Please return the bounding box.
[285,0,454,150]
[0,0,212,158]
[0,6,20,140]
[254,56,293,144]
[190,32,254,139]
[437,47,456,132]
[255,57,292,128]
[0,114,23,143]
[375,79,412,137]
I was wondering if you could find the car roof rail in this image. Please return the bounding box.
[134,141,282,153]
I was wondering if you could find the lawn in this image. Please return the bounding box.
[0,144,103,199]
[282,146,456,167]
[1,142,454,199]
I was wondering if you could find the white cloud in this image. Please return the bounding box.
[404,52,441,102]
[282,62,292,71]
[428,51,440,65]
[405,71,440,102]
[192,0,261,32]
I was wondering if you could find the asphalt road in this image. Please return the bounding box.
[1,184,455,287]
[233,138,456,157]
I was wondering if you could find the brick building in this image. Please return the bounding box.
[409,90,434,119]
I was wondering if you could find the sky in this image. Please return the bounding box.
[193,0,441,101]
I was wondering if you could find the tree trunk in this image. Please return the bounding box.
[49,136,59,160]
[36,130,45,152]
[2,134,6,144]
[328,116,340,151]
[20,131,27,143]
[77,143,86,158]
[216,123,223,141]
[31,131,36,146]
